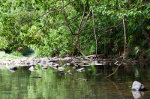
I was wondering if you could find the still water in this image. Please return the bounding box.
[0,64,150,99]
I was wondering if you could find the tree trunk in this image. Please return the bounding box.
[123,18,127,59]
[92,8,98,57]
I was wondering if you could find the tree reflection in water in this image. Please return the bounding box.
[0,64,149,99]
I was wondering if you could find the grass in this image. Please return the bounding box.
[0,51,24,60]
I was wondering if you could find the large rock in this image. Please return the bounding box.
[132,81,145,91]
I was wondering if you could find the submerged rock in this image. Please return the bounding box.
[42,66,48,70]
[132,81,147,91]
[32,76,41,78]
[76,78,88,81]
[77,68,85,72]
[93,73,103,76]
[29,66,37,71]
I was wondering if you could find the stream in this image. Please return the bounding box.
[0,63,150,99]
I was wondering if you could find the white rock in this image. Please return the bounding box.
[58,67,65,71]
[132,81,145,91]
[67,70,72,74]
[77,68,85,72]
[66,63,71,66]
[29,66,36,71]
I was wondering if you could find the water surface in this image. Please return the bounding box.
[0,64,150,99]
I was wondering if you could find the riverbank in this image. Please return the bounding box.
[0,51,148,72]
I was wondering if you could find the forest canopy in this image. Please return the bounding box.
[0,0,149,58]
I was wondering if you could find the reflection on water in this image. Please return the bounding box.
[132,91,144,99]
[0,64,150,99]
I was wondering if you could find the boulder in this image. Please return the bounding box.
[132,81,146,91]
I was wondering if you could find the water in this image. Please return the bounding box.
[0,64,150,99]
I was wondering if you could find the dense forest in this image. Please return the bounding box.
[0,0,149,59]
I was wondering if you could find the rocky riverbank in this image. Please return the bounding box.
[0,54,140,73]
[0,56,114,67]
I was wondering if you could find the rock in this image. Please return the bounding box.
[114,56,123,65]
[115,56,123,62]
[66,63,71,66]
[76,78,88,81]
[91,61,105,66]
[67,70,72,75]
[42,66,48,70]
[58,67,65,71]
[132,81,146,91]
[32,76,41,78]
[77,68,85,72]
[52,63,59,68]
[29,66,37,71]
[88,69,92,71]
[47,62,53,66]
[93,73,103,76]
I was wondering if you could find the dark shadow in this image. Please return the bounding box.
[22,47,35,56]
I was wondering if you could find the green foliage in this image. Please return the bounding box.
[11,51,23,57]
[146,49,150,59]
[0,51,23,59]
[91,65,97,74]
[134,46,140,55]
[0,0,149,58]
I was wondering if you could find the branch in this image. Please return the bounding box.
[77,0,86,34]
[79,10,91,33]
[76,0,86,49]
[69,14,82,26]
[62,0,77,35]
[106,60,123,78]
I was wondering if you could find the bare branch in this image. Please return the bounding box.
[62,0,77,35]
[77,0,86,34]
[79,10,91,33]
[69,14,82,26]
[76,0,86,48]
